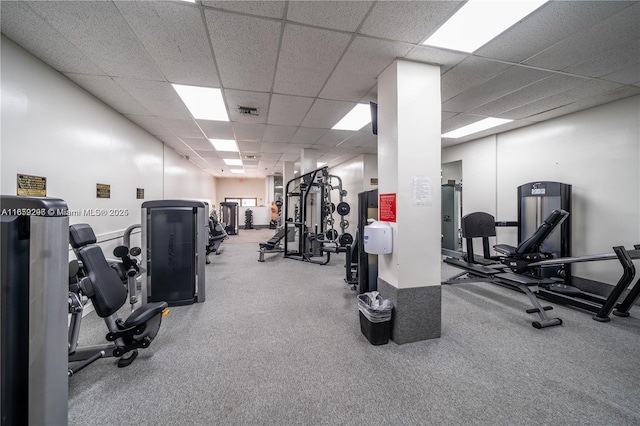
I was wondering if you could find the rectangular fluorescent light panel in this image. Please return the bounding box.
[172,84,229,121]
[230,169,245,174]
[223,158,243,166]
[442,117,512,139]
[423,0,547,53]
[332,104,371,131]
[317,162,327,168]
[209,139,238,152]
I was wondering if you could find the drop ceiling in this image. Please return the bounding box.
[2,1,639,177]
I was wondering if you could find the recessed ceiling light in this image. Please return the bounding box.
[230,169,245,174]
[209,138,238,152]
[172,84,229,121]
[423,0,547,53]
[332,104,371,131]
[442,117,512,139]
[223,158,243,166]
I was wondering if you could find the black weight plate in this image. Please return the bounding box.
[331,203,336,213]
[325,229,339,240]
[336,202,350,216]
[339,233,353,247]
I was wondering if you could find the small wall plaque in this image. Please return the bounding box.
[96,183,111,199]
[17,174,47,196]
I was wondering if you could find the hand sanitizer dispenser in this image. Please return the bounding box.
[363,221,393,254]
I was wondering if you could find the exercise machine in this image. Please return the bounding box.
[283,167,352,265]
[141,200,207,306]
[68,223,168,368]
[220,201,239,235]
[444,210,640,327]
[206,209,228,263]
[1,195,69,425]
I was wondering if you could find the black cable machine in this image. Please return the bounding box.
[220,201,239,235]
[283,166,351,264]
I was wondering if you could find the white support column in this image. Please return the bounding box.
[377,60,442,343]
[283,161,295,191]
[301,148,318,175]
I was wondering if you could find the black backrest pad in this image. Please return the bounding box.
[69,223,97,248]
[516,209,569,255]
[461,212,497,238]
[77,245,127,318]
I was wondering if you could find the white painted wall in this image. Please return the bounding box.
[442,95,640,285]
[215,177,267,206]
[362,153,378,192]
[1,36,215,256]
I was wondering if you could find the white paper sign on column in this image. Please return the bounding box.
[412,176,432,206]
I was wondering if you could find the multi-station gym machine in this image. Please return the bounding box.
[283,166,352,265]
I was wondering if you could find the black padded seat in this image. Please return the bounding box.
[123,302,168,328]
[76,245,128,318]
[494,209,569,256]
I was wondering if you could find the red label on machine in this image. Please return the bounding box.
[379,193,396,223]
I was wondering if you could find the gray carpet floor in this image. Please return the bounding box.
[69,229,640,425]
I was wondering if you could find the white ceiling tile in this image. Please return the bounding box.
[284,143,313,153]
[404,46,467,71]
[603,62,640,86]
[261,142,290,153]
[441,57,512,102]
[195,150,222,160]
[320,37,413,102]
[263,125,298,143]
[196,120,234,139]
[116,2,219,87]
[125,115,172,136]
[157,135,190,152]
[162,118,204,138]
[443,66,552,113]
[441,111,458,121]
[291,128,328,145]
[1,2,104,75]
[313,129,354,147]
[224,90,270,123]
[467,74,586,117]
[279,153,301,162]
[202,1,285,19]
[287,1,372,32]
[28,1,163,80]
[301,99,357,128]
[205,10,281,91]
[267,94,314,126]
[65,73,150,115]
[477,1,633,63]
[259,153,281,160]
[114,78,191,118]
[497,80,623,120]
[182,138,216,151]
[360,1,462,44]
[238,141,261,152]
[360,87,378,105]
[273,24,351,97]
[564,41,640,79]
[232,123,266,142]
[338,130,376,148]
[526,86,640,123]
[524,2,640,71]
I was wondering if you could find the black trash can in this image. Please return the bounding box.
[357,292,393,345]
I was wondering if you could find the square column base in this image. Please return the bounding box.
[377,277,441,344]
